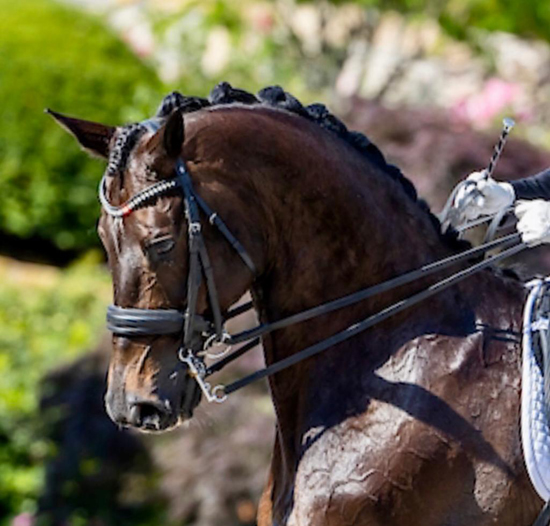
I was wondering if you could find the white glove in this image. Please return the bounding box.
[515,200,550,246]
[454,170,515,220]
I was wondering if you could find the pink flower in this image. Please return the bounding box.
[11,513,34,526]
[248,5,275,35]
[451,78,522,127]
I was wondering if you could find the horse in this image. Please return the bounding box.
[50,84,543,525]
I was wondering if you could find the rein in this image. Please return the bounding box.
[214,236,525,396]
[101,121,526,403]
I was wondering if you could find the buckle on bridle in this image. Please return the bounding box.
[202,331,232,359]
[188,222,201,235]
[178,349,227,403]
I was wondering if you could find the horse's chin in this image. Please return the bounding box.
[124,411,193,434]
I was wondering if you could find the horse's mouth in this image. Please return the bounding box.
[133,417,183,434]
[128,380,202,434]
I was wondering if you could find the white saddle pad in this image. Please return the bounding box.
[522,279,550,501]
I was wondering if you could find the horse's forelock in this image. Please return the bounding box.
[106,124,147,177]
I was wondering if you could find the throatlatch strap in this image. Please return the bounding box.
[194,193,257,275]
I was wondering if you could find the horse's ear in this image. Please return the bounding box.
[46,109,115,159]
[146,110,184,159]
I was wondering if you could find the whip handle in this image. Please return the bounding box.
[485,117,515,180]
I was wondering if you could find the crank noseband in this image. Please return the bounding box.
[106,305,211,337]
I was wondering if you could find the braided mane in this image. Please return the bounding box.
[107,82,462,247]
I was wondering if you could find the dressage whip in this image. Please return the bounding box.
[482,118,516,242]
[486,117,516,180]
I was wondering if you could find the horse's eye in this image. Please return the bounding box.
[145,235,175,263]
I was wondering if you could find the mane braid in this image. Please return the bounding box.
[116,82,466,249]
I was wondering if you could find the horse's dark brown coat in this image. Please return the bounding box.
[55,104,541,525]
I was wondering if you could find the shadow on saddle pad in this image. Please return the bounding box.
[528,282,550,418]
[524,279,550,526]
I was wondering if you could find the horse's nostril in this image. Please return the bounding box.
[128,400,168,430]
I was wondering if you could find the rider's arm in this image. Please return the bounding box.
[511,167,550,200]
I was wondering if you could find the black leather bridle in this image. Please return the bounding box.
[101,120,257,402]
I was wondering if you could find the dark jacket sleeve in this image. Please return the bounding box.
[511,167,550,200]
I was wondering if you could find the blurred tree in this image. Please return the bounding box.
[439,0,550,42]
[0,0,164,252]
[149,0,320,96]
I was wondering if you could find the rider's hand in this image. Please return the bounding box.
[515,200,550,246]
[455,170,515,220]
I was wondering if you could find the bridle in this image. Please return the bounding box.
[102,119,257,402]
[102,117,527,404]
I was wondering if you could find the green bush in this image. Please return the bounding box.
[0,256,111,521]
[0,0,164,251]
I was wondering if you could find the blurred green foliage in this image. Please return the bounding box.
[151,1,326,99]
[1,0,549,256]
[0,0,164,251]
[323,0,550,42]
[439,0,550,42]
[0,257,110,521]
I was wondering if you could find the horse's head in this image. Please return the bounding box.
[49,108,260,431]
[50,85,452,434]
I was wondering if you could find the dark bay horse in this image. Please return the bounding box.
[51,85,542,525]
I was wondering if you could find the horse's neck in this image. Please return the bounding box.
[253,141,454,361]
[248,134,461,470]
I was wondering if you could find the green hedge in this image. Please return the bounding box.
[0,256,111,520]
[0,0,164,251]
